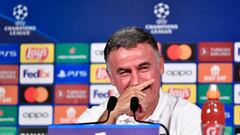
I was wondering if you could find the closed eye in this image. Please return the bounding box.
[117,69,131,77]
[138,62,151,72]
[139,65,150,71]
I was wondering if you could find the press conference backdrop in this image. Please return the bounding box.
[0,0,240,135]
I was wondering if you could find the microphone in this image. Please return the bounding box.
[101,96,118,123]
[130,97,170,135]
[65,96,118,125]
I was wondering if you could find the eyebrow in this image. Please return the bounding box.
[116,67,130,74]
[116,61,152,73]
[138,62,151,68]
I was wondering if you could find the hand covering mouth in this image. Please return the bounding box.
[142,85,151,91]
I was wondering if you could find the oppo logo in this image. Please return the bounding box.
[23,112,49,119]
[166,70,192,76]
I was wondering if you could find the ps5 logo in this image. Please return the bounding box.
[0,51,17,57]
[57,70,87,78]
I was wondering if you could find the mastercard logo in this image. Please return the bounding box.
[166,44,192,60]
[24,87,49,103]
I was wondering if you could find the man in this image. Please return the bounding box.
[77,27,201,135]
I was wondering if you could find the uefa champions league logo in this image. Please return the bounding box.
[13,4,28,21]
[12,4,28,26]
[4,4,36,36]
[145,2,179,34]
[154,3,170,24]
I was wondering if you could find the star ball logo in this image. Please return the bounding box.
[4,4,37,36]
[145,3,179,34]
[13,4,28,21]
[154,3,170,23]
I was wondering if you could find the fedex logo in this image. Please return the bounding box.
[23,69,50,78]
[90,85,118,104]
[93,90,113,98]
[20,65,53,84]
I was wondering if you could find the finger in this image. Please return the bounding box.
[134,89,147,98]
[134,79,154,91]
[138,98,148,113]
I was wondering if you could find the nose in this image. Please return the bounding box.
[131,70,141,86]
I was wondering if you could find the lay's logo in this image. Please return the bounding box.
[162,84,196,103]
[25,47,48,60]
[90,64,110,83]
[20,43,54,63]
[168,88,191,100]
[234,105,240,125]
[96,67,108,80]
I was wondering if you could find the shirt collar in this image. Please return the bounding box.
[145,88,166,122]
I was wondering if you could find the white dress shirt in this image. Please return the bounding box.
[77,90,202,135]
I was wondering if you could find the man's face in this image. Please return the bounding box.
[107,43,164,113]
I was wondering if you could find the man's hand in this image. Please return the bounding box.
[99,79,154,124]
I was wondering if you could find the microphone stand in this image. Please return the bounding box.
[131,97,170,135]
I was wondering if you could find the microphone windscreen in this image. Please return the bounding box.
[130,97,139,112]
[107,96,118,111]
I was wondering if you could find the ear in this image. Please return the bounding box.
[159,55,164,76]
[157,42,164,75]
[106,68,116,86]
[157,42,161,55]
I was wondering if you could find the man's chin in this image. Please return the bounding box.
[126,110,145,119]
[135,108,147,120]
